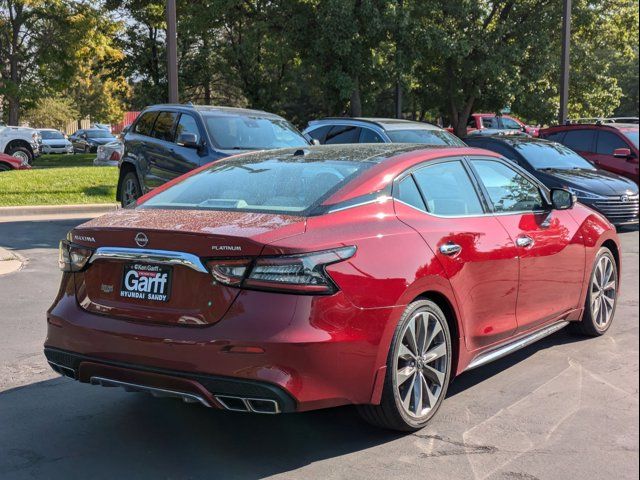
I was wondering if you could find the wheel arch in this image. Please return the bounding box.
[4,139,33,154]
[412,290,462,377]
[116,161,139,201]
[601,239,620,279]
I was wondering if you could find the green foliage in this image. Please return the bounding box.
[23,97,79,130]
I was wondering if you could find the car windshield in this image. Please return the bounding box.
[140,154,373,214]
[621,130,639,148]
[86,130,115,139]
[514,141,596,170]
[40,130,65,140]
[386,129,465,146]
[203,115,308,150]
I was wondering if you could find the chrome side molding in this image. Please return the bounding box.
[465,321,570,371]
[89,247,208,273]
[90,376,212,407]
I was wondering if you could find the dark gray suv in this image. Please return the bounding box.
[303,117,465,147]
[117,104,309,207]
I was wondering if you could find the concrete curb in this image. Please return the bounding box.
[0,247,24,276]
[0,203,119,217]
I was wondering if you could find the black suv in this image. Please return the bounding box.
[117,104,309,207]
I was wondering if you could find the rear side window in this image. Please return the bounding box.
[140,155,374,214]
[307,125,332,143]
[134,112,158,136]
[562,130,595,152]
[360,128,385,143]
[482,117,500,129]
[396,176,426,210]
[412,161,484,216]
[151,112,178,142]
[325,126,361,144]
[471,160,545,213]
[542,131,566,142]
[596,131,628,154]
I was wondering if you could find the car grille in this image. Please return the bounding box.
[50,144,67,148]
[593,194,639,224]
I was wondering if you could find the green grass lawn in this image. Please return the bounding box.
[0,154,118,206]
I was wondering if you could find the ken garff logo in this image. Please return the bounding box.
[135,232,149,247]
[620,195,629,203]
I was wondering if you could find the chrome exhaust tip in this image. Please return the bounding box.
[215,395,280,414]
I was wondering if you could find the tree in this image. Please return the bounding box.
[22,96,78,129]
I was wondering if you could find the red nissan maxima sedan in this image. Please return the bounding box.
[46,144,621,431]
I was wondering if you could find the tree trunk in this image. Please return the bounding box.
[350,78,362,116]
[450,96,476,139]
[8,96,19,126]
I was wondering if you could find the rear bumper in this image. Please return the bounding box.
[45,291,398,412]
[44,347,296,413]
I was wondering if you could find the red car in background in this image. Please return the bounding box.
[0,152,31,172]
[46,144,620,431]
[539,123,639,184]
[464,113,540,137]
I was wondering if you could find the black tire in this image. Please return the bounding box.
[0,163,11,172]
[358,299,453,431]
[570,247,618,337]
[120,171,142,208]
[6,146,33,165]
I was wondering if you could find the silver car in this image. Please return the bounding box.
[38,129,73,154]
[94,141,123,167]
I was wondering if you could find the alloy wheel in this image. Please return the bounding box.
[394,311,448,418]
[11,150,29,164]
[123,178,138,207]
[590,255,617,329]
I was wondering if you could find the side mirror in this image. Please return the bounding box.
[613,148,632,158]
[550,188,576,210]
[177,132,199,148]
[311,138,321,146]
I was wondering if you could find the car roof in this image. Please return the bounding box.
[467,135,554,147]
[144,103,283,119]
[308,117,442,131]
[37,128,61,132]
[542,123,638,132]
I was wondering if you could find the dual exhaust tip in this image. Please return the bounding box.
[215,395,280,414]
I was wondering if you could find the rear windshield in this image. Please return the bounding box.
[140,155,373,214]
[203,115,308,150]
[386,129,465,146]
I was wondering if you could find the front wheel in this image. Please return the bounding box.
[571,247,618,336]
[358,299,452,431]
[7,146,33,166]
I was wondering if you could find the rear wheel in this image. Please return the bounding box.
[0,163,11,172]
[358,299,452,431]
[571,247,618,336]
[120,171,142,208]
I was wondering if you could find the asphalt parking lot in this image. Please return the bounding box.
[0,218,638,480]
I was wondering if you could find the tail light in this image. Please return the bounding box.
[59,240,94,272]
[206,246,356,294]
[109,151,121,161]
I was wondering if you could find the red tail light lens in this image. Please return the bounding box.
[207,246,356,294]
[58,240,94,272]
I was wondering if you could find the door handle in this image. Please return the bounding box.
[516,235,535,248]
[440,242,462,256]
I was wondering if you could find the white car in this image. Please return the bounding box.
[0,125,40,165]
[38,129,74,154]
[94,141,123,167]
